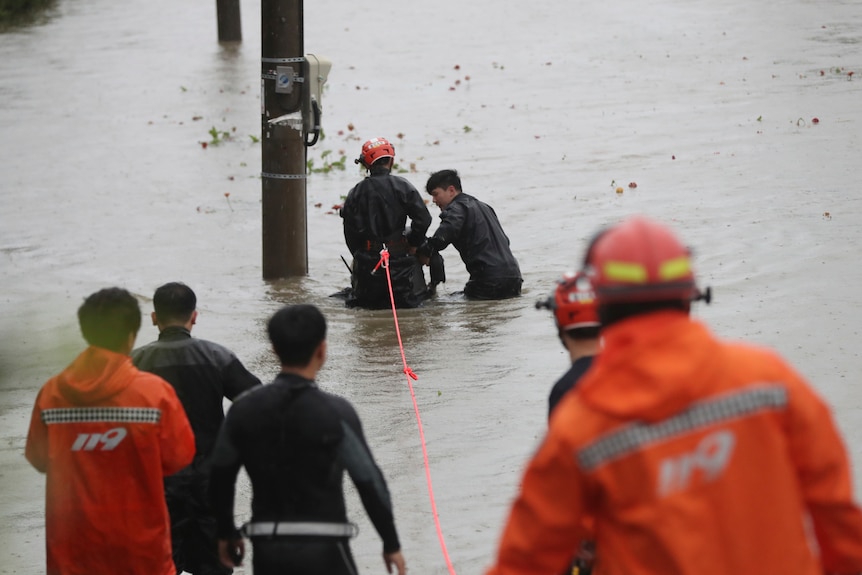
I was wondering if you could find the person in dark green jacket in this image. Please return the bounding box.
[132,282,261,575]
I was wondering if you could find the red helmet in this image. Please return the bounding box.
[549,271,601,330]
[584,216,698,305]
[356,137,395,168]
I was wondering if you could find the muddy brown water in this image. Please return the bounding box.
[2,0,861,573]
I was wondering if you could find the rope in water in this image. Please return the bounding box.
[376,248,457,575]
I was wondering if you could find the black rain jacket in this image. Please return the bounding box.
[341,166,431,253]
[132,326,261,472]
[427,192,521,281]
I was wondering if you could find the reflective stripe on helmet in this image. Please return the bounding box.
[659,256,691,281]
[603,261,648,283]
[603,256,691,285]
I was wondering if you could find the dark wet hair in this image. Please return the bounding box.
[425,169,462,194]
[78,287,142,352]
[598,300,690,328]
[267,304,327,367]
[153,282,197,323]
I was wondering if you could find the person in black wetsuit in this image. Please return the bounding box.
[209,304,407,575]
[132,282,261,575]
[340,137,441,309]
[419,169,522,299]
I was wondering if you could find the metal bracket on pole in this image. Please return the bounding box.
[261,57,306,63]
[261,172,307,180]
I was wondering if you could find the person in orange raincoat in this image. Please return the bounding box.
[26,287,195,575]
[487,216,862,575]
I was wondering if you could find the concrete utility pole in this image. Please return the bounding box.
[216,0,242,43]
[261,0,307,278]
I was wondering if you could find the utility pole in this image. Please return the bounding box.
[216,0,242,43]
[261,0,307,278]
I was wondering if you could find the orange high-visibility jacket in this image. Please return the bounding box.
[488,311,862,575]
[26,346,195,575]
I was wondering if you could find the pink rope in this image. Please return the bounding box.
[378,249,457,575]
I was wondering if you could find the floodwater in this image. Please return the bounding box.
[2,0,861,573]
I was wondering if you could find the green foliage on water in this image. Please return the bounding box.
[208,126,233,145]
[305,129,349,175]
[307,148,348,174]
[0,0,57,31]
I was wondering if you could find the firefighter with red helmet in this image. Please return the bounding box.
[537,271,602,417]
[537,271,602,575]
[339,137,435,309]
[487,216,862,575]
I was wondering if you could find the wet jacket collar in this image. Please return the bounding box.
[157,325,192,342]
[369,165,392,177]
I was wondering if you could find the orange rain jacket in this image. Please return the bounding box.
[487,311,862,575]
[26,346,195,575]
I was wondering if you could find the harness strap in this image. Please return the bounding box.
[241,521,358,538]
